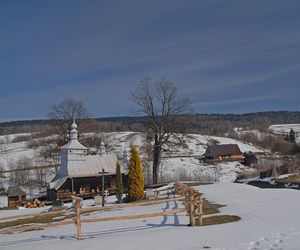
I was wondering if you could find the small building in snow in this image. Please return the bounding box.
[204,144,243,161]
[47,120,127,201]
[7,186,27,208]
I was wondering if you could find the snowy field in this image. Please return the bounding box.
[1,183,300,250]
[269,124,300,144]
[269,124,300,135]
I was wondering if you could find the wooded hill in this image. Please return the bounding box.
[1,111,300,136]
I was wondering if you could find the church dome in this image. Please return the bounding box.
[71,118,78,129]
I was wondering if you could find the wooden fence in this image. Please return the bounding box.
[72,195,185,240]
[73,183,203,240]
[174,183,203,226]
[0,182,203,240]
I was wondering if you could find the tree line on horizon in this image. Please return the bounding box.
[1,111,300,136]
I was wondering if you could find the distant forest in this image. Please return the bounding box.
[1,111,300,136]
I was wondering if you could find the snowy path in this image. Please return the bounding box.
[1,183,300,249]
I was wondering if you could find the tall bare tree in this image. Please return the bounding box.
[47,97,90,144]
[9,156,32,186]
[132,78,191,184]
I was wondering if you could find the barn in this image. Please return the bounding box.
[204,144,243,160]
[47,120,127,201]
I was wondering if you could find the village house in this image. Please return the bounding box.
[47,120,127,201]
[7,186,27,208]
[204,144,243,161]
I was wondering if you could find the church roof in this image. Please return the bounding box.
[61,139,87,150]
[67,153,122,177]
[49,176,68,190]
[50,153,126,190]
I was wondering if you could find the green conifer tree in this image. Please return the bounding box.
[289,129,296,142]
[128,145,144,201]
[115,161,123,203]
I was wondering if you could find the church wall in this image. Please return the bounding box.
[48,175,128,200]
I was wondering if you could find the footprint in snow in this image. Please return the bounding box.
[249,241,259,246]
[248,241,260,250]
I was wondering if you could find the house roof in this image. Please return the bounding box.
[7,186,27,197]
[205,144,242,158]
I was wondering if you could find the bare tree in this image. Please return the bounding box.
[132,78,191,184]
[9,156,32,186]
[47,97,90,144]
[0,165,5,180]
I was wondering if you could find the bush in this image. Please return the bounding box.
[115,162,123,203]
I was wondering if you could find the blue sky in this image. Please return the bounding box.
[0,0,300,121]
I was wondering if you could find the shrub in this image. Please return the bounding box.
[115,162,123,203]
[128,145,144,201]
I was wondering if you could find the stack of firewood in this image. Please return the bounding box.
[26,198,45,208]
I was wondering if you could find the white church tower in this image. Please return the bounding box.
[59,119,88,177]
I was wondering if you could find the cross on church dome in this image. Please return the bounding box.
[70,118,78,140]
[71,118,78,129]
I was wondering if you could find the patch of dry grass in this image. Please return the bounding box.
[201,199,240,226]
[203,215,241,226]
[0,207,17,211]
[0,211,76,230]
[276,174,300,184]
[203,198,224,215]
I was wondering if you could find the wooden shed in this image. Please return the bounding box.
[7,186,27,208]
[204,144,243,161]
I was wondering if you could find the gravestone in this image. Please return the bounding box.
[52,199,64,211]
[94,195,102,206]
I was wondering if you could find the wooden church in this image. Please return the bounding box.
[47,120,127,201]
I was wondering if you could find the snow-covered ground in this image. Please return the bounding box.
[0,196,8,208]
[160,158,247,183]
[269,124,300,144]
[1,183,300,250]
[269,124,300,135]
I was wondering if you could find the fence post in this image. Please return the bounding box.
[74,198,83,240]
[173,183,203,226]
[189,190,196,226]
[195,192,203,226]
